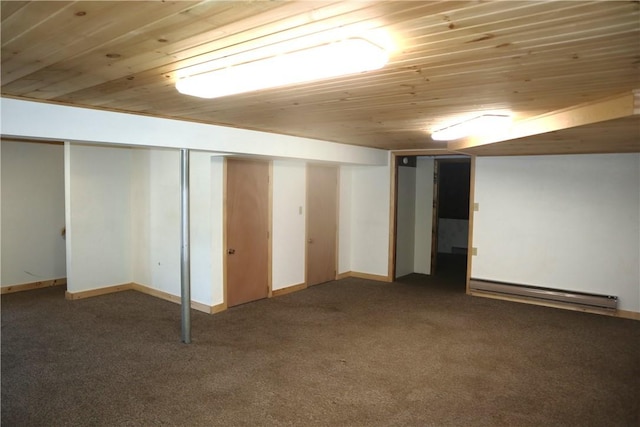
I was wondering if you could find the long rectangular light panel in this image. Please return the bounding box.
[176,38,388,99]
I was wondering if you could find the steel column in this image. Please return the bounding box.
[180,148,191,343]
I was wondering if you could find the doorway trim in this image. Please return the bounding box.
[388,150,476,289]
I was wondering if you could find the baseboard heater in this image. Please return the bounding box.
[469,279,618,311]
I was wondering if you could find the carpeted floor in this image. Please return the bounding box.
[2,260,639,426]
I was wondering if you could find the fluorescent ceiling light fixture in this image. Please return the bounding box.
[431,114,512,141]
[176,37,388,99]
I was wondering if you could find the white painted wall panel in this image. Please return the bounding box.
[130,148,181,298]
[131,149,151,286]
[473,154,640,312]
[396,166,416,277]
[272,160,306,290]
[189,151,217,306]
[131,149,220,307]
[1,141,66,286]
[349,163,391,277]
[66,144,132,292]
[147,149,181,296]
[338,166,352,275]
[210,157,225,306]
[414,157,434,274]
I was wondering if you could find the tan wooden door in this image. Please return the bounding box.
[306,164,338,286]
[226,158,270,307]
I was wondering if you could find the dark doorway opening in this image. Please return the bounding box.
[432,158,471,281]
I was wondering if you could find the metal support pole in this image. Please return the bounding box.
[180,148,191,344]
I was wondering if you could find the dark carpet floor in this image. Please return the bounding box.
[2,258,639,426]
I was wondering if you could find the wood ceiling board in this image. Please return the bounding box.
[16,2,382,100]
[449,91,638,151]
[2,1,278,95]
[461,116,640,156]
[398,2,630,53]
[0,2,31,21]
[1,2,198,83]
[2,1,639,153]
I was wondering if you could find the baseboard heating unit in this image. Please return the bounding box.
[469,279,618,311]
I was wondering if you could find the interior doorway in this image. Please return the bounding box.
[225,158,271,307]
[432,158,471,278]
[392,154,471,284]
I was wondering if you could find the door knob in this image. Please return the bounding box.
[308,238,313,244]
[228,248,236,255]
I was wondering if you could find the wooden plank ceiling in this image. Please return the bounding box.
[2,1,639,155]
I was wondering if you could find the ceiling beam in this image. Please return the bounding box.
[448,89,639,151]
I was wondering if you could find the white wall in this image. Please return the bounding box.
[131,149,224,307]
[131,148,181,297]
[414,157,434,274]
[189,152,221,307]
[348,162,391,277]
[65,143,132,292]
[472,153,640,312]
[60,142,395,306]
[1,141,66,286]
[130,148,150,286]
[209,157,225,306]
[272,160,306,290]
[0,99,397,301]
[1,98,387,166]
[338,165,352,274]
[394,157,434,278]
[66,145,312,306]
[395,166,416,277]
[1,97,395,301]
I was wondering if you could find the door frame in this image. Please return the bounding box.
[388,151,475,291]
[222,157,273,309]
[431,159,440,275]
[304,163,340,287]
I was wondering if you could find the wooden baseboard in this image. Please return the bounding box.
[131,283,213,314]
[336,272,351,280]
[211,302,227,314]
[272,282,306,297]
[616,309,640,321]
[64,282,225,314]
[337,271,392,282]
[1,278,67,295]
[469,290,640,321]
[65,283,133,300]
